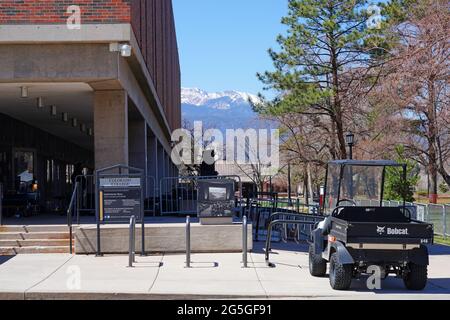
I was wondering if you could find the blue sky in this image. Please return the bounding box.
[172,0,287,95]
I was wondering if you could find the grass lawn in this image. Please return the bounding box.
[415,196,450,205]
[434,235,450,246]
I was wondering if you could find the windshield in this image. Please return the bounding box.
[324,164,384,214]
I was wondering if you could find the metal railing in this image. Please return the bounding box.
[248,197,320,241]
[73,174,157,220]
[159,175,243,216]
[66,181,80,255]
[71,174,249,218]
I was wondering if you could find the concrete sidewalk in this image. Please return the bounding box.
[1,244,450,300]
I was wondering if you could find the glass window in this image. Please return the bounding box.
[47,159,52,183]
[340,165,383,202]
[66,164,74,184]
[324,163,384,214]
[324,163,341,214]
[14,150,35,193]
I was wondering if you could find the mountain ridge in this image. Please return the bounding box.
[181,88,266,130]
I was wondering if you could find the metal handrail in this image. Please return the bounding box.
[67,182,80,255]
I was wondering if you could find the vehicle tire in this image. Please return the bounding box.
[404,263,428,290]
[329,252,352,290]
[309,245,327,277]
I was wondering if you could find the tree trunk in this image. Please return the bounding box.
[307,163,314,205]
[428,161,438,204]
[303,167,309,205]
[427,78,438,204]
[330,43,347,160]
[335,115,348,160]
[438,167,450,188]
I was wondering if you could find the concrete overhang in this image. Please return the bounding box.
[0,24,131,44]
[0,24,174,152]
[0,43,118,83]
[0,82,94,150]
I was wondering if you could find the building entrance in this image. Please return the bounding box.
[0,114,93,221]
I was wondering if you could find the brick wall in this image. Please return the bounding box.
[0,0,131,24]
[131,0,181,132]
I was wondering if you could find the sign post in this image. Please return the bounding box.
[95,165,145,257]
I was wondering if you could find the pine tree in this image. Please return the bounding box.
[256,0,392,160]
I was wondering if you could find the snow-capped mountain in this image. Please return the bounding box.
[181,88,267,130]
[181,88,260,110]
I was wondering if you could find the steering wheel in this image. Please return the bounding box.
[336,199,357,206]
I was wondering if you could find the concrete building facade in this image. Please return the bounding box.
[0,0,181,213]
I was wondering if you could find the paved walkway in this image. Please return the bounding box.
[1,243,449,300]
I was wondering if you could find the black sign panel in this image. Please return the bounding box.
[102,189,142,221]
[198,179,235,218]
[98,176,144,223]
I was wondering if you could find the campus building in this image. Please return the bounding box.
[0,0,181,215]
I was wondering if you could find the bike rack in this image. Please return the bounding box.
[185,216,191,268]
[242,215,248,268]
[128,215,136,268]
[264,212,324,267]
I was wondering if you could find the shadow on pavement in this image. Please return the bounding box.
[428,244,450,255]
[0,256,15,266]
[252,241,310,254]
[349,276,450,294]
[188,262,219,269]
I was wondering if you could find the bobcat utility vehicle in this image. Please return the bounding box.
[309,160,434,291]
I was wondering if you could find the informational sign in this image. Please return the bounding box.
[198,179,235,218]
[94,164,147,257]
[99,178,141,188]
[97,175,143,223]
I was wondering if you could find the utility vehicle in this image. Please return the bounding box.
[309,160,434,290]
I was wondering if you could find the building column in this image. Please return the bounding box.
[147,133,158,196]
[157,142,166,196]
[129,118,148,196]
[94,90,128,170]
[129,119,147,171]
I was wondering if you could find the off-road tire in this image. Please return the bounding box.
[329,252,352,290]
[309,245,327,277]
[404,263,428,290]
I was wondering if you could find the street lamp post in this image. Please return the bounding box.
[288,163,292,206]
[345,132,355,160]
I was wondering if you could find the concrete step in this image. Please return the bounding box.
[0,239,71,247]
[0,232,71,240]
[0,225,69,233]
[0,246,74,255]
